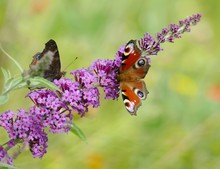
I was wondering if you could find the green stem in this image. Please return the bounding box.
[0,44,23,73]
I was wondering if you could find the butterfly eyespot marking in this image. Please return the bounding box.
[124,42,134,56]
[134,58,147,69]
[124,99,135,113]
[138,59,145,67]
[36,53,41,60]
[137,90,144,98]
[134,88,146,100]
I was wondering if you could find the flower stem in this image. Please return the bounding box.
[0,44,23,73]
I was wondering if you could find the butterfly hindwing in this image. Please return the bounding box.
[121,80,148,115]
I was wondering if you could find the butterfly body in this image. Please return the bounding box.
[118,40,151,115]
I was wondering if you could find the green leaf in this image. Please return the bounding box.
[0,163,17,169]
[1,67,11,84]
[1,68,25,96]
[28,77,62,92]
[0,94,9,105]
[1,68,13,90]
[69,122,86,141]
[8,77,25,90]
[2,76,24,95]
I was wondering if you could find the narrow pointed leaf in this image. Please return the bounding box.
[0,94,9,105]
[1,68,11,85]
[2,76,24,95]
[28,77,61,92]
[69,122,86,141]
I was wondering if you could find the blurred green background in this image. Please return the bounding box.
[0,0,220,169]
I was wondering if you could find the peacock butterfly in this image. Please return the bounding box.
[118,40,151,115]
[29,39,65,81]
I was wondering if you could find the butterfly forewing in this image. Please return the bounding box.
[120,40,141,72]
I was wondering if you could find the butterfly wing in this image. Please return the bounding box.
[118,40,151,81]
[43,39,62,81]
[120,40,141,72]
[29,39,64,81]
[120,80,148,115]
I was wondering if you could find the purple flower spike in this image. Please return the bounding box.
[137,13,202,57]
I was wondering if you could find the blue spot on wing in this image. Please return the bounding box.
[35,53,41,60]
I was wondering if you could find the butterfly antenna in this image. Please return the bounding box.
[63,57,78,71]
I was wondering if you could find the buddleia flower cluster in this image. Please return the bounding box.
[0,13,202,166]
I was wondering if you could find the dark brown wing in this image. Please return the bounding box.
[29,39,64,82]
[43,39,62,81]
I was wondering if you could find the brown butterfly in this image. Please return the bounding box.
[118,40,151,115]
[29,39,65,81]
